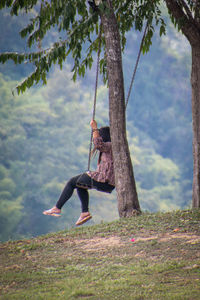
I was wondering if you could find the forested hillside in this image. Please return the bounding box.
[0,7,192,242]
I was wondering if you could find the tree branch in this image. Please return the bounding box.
[179,0,200,30]
[165,0,200,46]
[179,0,194,20]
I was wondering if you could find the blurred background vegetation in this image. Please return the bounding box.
[0,6,192,241]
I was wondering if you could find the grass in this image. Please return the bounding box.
[0,209,200,299]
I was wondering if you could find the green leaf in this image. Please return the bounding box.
[72,70,77,82]
[159,25,166,37]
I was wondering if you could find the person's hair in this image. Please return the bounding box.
[99,126,111,142]
[91,126,111,158]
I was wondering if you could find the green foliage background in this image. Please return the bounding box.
[0,8,192,241]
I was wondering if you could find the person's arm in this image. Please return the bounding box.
[90,119,112,153]
[90,119,100,139]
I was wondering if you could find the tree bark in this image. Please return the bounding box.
[191,45,200,208]
[165,0,200,208]
[100,0,141,216]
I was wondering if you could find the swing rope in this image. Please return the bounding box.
[87,22,102,171]
[125,22,148,109]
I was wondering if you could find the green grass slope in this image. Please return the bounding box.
[0,210,200,300]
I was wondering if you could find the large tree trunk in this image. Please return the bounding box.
[165,0,200,208]
[100,0,141,216]
[191,45,200,208]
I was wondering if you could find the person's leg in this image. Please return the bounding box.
[56,175,80,209]
[75,186,92,225]
[43,173,93,225]
[77,188,89,212]
[43,175,81,216]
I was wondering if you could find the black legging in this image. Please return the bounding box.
[56,173,114,212]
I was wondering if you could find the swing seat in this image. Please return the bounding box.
[76,173,115,193]
[95,184,115,194]
[76,182,92,189]
[76,181,114,193]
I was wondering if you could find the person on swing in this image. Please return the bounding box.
[43,119,115,226]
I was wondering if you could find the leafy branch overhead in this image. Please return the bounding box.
[0,0,166,94]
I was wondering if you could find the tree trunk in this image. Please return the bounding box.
[100,0,141,216]
[165,0,200,208]
[191,45,200,208]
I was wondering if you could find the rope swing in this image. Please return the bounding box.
[77,2,148,191]
[87,21,148,171]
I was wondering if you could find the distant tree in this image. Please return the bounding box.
[0,0,167,216]
[163,0,200,208]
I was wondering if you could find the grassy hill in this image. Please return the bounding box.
[0,209,200,299]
